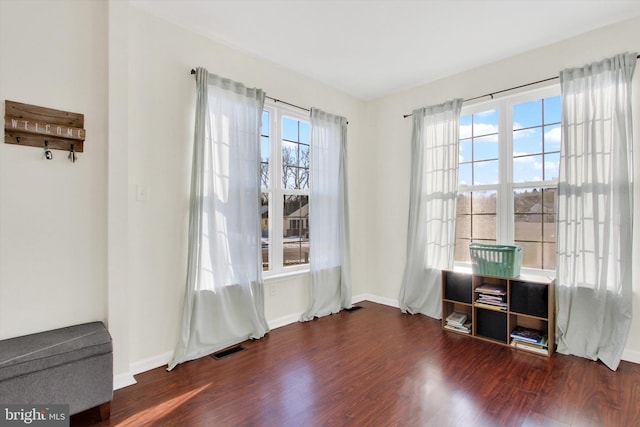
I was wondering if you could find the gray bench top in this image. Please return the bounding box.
[0,322,112,382]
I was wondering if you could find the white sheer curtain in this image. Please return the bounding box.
[300,108,351,321]
[169,68,269,370]
[556,53,636,371]
[399,99,463,318]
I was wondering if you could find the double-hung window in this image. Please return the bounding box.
[261,101,310,276]
[455,86,560,273]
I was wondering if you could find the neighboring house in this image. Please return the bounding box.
[283,203,309,238]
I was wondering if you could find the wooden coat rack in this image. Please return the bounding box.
[4,100,85,157]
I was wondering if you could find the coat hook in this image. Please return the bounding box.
[43,140,53,160]
[68,143,77,163]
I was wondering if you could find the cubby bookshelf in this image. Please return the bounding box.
[441,270,555,356]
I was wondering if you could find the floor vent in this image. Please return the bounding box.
[344,305,364,312]
[212,345,245,360]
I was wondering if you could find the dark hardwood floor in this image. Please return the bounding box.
[72,301,640,426]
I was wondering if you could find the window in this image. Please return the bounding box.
[261,102,310,276]
[455,87,560,272]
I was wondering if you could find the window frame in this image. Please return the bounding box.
[454,85,560,278]
[261,100,311,278]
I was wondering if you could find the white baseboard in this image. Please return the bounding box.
[268,312,303,330]
[351,293,367,304]
[354,293,399,308]
[113,372,136,390]
[265,294,396,330]
[113,351,173,390]
[622,348,640,365]
[131,351,174,375]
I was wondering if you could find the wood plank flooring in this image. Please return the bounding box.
[72,301,640,426]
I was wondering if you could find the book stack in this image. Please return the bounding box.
[510,326,549,355]
[474,284,507,310]
[444,311,471,334]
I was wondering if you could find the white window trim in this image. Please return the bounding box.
[454,84,560,279]
[262,100,311,278]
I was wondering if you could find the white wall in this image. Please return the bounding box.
[0,1,107,339]
[125,6,368,367]
[364,16,640,361]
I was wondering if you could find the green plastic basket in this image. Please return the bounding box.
[469,243,523,278]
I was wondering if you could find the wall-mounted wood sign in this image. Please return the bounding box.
[4,100,85,153]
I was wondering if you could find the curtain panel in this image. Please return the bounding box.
[399,99,463,319]
[300,108,352,321]
[556,53,636,371]
[169,68,269,370]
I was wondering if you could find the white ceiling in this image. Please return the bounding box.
[131,0,640,100]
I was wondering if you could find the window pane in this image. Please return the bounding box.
[282,165,309,190]
[282,125,309,190]
[473,109,498,137]
[282,141,297,166]
[544,124,561,152]
[457,192,471,215]
[472,215,496,240]
[513,186,557,269]
[298,167,309,190]
[473,159,498,185]
[282,165,296,189]
[542,188,556,213]
[474,135,498,161]
[261,112,270,190]
[300,146,310,187]
[261,162,269,189]
[455,238,471,263]
[456,215,470,239]
[513,99,542,130]
[455,191,497,262]
[460,114,472,139]
[520,241,542,269]
[543,242,557,270]
[261,194,269,271]
[300,144,309,168]
[261,111,270,136]
[473,191,496,214]
[299,122,310,144]
[515,214,542,241]
[261,136,270,163]
[543,214,556,242]
[261,135,269,189]
[283,195,309,267]
[298,168,309,190]
[513,127,542,156]
[544,96,561,125]
[514,188,541,214]
[459,139,472,163]
[282,117,298,141]
[513,154,543,183]
[458,163,472,186]
[544,152,560,181]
